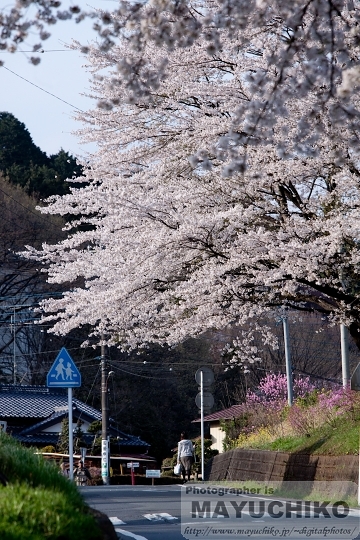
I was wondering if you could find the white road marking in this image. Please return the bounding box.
[143,513,163,521]
[114,528,148,540]
[156,512,178,521]
[143,512,178,521]
[109,516,126,525]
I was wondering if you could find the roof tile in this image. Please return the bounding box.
[192,404,246,422]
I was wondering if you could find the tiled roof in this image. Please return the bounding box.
[0,385,150,448]
[192,404,247,423]
[0,385,102,420]
[18,411,149,447]
[16,433,60,445]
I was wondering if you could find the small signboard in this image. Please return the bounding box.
[101,439,109,478]
[195,391,214,410]
[127,462,140,468]
[47,347,81,388]
[146,470,161,478]
[195,367,214,387]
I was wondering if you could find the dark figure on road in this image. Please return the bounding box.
[177,432,194,483]
[73,460,91,486]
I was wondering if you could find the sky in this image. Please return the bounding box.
[1,0,116,159]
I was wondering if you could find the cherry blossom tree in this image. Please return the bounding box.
[23,0,360,365]
[0,1,80,65]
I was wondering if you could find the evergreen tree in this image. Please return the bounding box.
[0,112,82,199]
[0,112,47,171]
[57,418,70,454]
[73,422,86,454]
[57,418,86,455]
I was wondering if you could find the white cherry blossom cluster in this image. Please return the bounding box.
[20,0,360,363]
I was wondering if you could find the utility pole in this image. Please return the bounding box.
[282,317,294,406]
[339,246,350,387]
[101,338,110,485]
[11,308,16,384]
[341,324,350,387]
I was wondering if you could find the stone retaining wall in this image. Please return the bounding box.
[205,449,358,483]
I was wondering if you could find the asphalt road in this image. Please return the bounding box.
[81,484,184,540]
[81,483,360,540]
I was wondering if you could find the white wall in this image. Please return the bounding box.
[210,422,225,454]
[42,419,92,433]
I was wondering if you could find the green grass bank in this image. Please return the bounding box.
[0,433,102,540]
[233,415,360,456]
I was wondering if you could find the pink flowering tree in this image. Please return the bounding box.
[246,373,317,410]
[244,373,359,437]
[229,372,317,435]
[288,384,360,435]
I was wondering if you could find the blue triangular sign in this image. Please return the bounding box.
[47,347,81,388]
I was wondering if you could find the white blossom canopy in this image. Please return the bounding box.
[22,0,360,361]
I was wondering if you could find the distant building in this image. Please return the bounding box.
[193,404,246,453]
[0,384,150,458]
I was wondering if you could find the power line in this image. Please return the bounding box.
[0,50,75,54]
[1,65,85,113]
[109,361,176,380]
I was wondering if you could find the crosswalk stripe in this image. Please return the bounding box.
[143,512,178,522]
[143,513,163,521]
[109,517,126,525]
[156,513,178,521]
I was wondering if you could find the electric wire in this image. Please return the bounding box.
[109,361,176,380]
[0,49,75,54]
[71,363,101,422]
[1,65,85,113]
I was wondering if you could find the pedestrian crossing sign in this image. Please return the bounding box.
[47,347,81,388]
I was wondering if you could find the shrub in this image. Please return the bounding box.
[287,386,360,436]
[220,414,250,451]
[40,445,56,453]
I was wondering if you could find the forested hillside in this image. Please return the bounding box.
[0,112,82,199]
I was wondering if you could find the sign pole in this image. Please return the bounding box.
[46,347,81,482]
[195,367,214,483]
[68,387,74,480]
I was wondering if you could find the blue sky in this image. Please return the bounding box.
[1,0,114,159]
